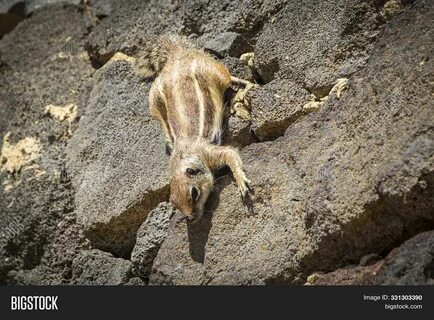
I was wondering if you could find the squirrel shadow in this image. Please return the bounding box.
[186,167,255,263]
[186,167,233,263]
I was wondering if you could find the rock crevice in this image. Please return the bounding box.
[1,0,433,285]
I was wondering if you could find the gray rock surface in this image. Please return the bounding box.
[85,0,288,66]
[149,0,434,284]
[255,0,382,88]
[310,231,434,285]
[1,0,433,285]
[221,56,255,83]
[0,0,25,37]
[149,145,304,285]
[202,32,253,58]
[249,79,311,141]
[0,3,93,284]
[376,231,434,285]
[131,202,174,279]
[66,59,170,257]
[124,277,146,286]
[24,0,81,15]
[71,249,132,285]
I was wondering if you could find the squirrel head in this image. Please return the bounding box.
[169,151,213,222]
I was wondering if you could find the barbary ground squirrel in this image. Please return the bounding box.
[136,35,255,222]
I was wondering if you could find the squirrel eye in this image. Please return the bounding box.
[187,168,199,175]
[190,186,199,202]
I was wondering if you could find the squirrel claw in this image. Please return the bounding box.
[239,179,254,214]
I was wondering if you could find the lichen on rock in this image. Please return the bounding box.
[44,103,77,123]
[1,132,40,174]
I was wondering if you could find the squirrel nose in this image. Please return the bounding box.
[179,214,194,222]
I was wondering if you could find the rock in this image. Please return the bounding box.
[249,79,311,141]
[221,56,255,83]
[44,103,77,123]
[87,0,113,18]
[381,0,405,20]
[375,231,434,285]
[0,4,93,284]
[202,32,253,58]
[124,277,146,286]
[131,202,175,278]
[359,253,381,267]
[225,77,315,147]
[149,143,304,285]
[149,1,434,285]
[1,132,40,174]
[8,266,57,285]
[66,59,170,257]
[85,0,179,67]
[24,0,81,15]
[305,272,324,285]
[85,0,288,67]
[307,262,383,285]
[255,0,381,85]
[224,116,257,149]
[310,231,434,285]
[1,0,433,286]
[0,0,25,37]
[71,250,132,285]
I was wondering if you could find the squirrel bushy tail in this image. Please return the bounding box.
[135,35,194,79]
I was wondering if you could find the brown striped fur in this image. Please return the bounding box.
[141,35,251,221]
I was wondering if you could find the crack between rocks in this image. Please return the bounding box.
[266,168,434,285]
[86,184,170,259]
[233,107,320,151]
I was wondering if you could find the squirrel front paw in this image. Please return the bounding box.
[238,176,254,214]
[238,177,252,200]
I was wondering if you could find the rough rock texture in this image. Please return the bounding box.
[202,32,253,58]
[25,0,81,14]
[1,0,433,285]
[310,231,434,285]
[71,249,132,285]
[149,149,304,285]
[66,59,169,257]
[255,0,384,88]
[0,0,25,37]
[131,202,174,279]
[0,3,93,284]
[222,56,256,83]
[150,0,434,284]
[249,79,311,141]
[85,0,288,66]
[376,231,434,285]
[124,277,146,286]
